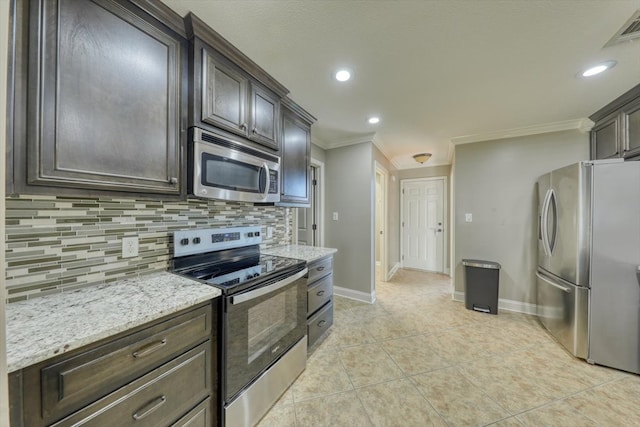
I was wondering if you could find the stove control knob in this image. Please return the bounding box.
[180,238,189,246]
[247,232,254,237]
[255,231,260,237]
[193,237,201,244]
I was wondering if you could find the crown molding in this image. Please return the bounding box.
[311,136,330,150]
[323,132,377,149]
[391,158,452,170]
[371,135,396,166]
[451,118,594,145]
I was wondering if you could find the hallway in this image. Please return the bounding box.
[259,269,640,426]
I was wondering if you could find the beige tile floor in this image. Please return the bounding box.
[258,269,640,426]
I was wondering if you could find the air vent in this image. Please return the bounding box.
[604,10,640,47]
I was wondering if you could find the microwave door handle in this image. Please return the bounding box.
[260,163,270,199]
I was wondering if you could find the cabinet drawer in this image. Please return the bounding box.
[52,343,211,427]
[41,305,212,424]
[307,301,333,348]
[308,275,333,316]
[307,257,333,284]
[171,397,211,427]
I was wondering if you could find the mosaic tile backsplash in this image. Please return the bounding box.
[4,195,293,303]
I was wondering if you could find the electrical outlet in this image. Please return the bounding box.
[465,213,473,223]
[122,236,139,258]
[267,227,274,238]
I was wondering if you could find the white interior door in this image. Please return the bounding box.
[402,178,445,272]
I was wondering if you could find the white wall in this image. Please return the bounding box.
[453,130,589,306]
[1,0,11,423]
[325,142,374,300]
[310,142,326,163]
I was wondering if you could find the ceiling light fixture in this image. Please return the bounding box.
[580,60,617,78]
[413,153,432,164]
[335,70,351,82]
[368,117,380,124]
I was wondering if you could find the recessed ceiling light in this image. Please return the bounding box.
[580,60,617,77]
[335,70,351,82]
[368,117,380,124]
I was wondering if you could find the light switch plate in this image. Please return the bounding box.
[267,227,274,238]
[465,213,473,223]
[122,236,139,258]
[332,212,339,221]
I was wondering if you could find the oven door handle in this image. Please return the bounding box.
[230,268,308,305]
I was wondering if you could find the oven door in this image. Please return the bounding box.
[223,267,307,401]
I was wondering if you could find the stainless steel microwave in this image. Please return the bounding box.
[189,127,280,203]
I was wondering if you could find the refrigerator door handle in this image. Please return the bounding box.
[536,271,572,293]
[637,266,640,286]
[541,189,552,256]
[548,189,558,254]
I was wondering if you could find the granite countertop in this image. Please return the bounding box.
[5,272,220,373]
[262,244,337,263]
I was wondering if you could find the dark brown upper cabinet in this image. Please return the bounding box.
[278,98,316,206]
[590,83,640,161]
[7,0,188,198]
[185,13,287,152]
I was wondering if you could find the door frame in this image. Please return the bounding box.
[400,176,448,274]
[292,157,325,246]
[374,162,389,282]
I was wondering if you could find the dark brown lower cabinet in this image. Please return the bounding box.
[9,301,218,427]
[306,255,334,348]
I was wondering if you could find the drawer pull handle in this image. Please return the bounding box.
[316,266,325,271]
[132,395,166,420]
[318,320,327,327]
[132,339,167,358]
[316,290,325,296]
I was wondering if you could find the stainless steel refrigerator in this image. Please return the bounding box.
[536,159,640,374]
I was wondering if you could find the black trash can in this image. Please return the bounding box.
[462,259,501,314]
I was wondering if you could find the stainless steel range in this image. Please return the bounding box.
[172,226,308,426]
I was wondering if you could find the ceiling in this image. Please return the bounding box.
[162,0,640,169]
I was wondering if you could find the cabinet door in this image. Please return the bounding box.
[280,109,311,205]
[26,0,183,195]
[623,98,640,159]
[591,115,620,159]
[249,84,280,150]
[201,49,248,135]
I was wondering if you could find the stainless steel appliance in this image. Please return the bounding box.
[537,159,640,374]
[172,226,307,426]
[189,127,280,203]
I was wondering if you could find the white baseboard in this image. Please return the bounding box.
[453,291,537,315]
[334,285,376,304]
[444,267,451,275]
[387,262,400,281]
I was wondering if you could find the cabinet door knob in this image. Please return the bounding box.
[317,320,327,327]
[169,177,178,185]
[241,122,247,130]
[316,266,325,271]
[316,290,325,296]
